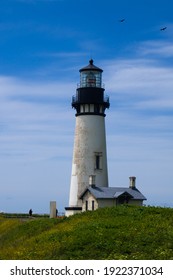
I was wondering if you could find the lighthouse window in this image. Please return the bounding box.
[94,105,100,114]
[99,105,104,113]
[95,153,102,170]
[81,105,85,113]
[96,155,100,169]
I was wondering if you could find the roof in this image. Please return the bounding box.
[79,59,103,73]
[80,186,147,201]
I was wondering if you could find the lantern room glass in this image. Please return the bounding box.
[80,71,102,88]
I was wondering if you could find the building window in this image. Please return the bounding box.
[95,152,102,170]
[85,200,88,211]
[118,195,129,205]
[92,200,95,211]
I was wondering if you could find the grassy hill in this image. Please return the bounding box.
[0,205,173,260]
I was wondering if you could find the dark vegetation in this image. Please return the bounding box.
[0,205,173,260]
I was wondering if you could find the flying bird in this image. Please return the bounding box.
[119,18,125,23]
[160,27,167,31]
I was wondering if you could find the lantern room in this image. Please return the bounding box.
[79,59,103,88]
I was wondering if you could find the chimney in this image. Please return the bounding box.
[129,176,136,189]
[89,175,96,187]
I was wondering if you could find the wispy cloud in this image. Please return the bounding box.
[137,40,173,57]
[103,46,173,112]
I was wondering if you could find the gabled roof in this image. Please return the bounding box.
[79,186,147,201]
[113,191,132,198]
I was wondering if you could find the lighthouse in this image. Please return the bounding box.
[65,59,110,216]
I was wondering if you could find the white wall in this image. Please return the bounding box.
[69,114,109,207]
[81,192,98,211]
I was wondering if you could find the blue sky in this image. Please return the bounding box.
[0,0,173,213]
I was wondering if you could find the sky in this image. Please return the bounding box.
[0,0,173,214]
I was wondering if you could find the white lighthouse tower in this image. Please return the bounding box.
[65,59,110,216]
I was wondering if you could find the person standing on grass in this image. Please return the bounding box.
[29,209,32,216]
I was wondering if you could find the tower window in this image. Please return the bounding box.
[95,153,102,170]
[94,105,100,114]
[96,155,100,169]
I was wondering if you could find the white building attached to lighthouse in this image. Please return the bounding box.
[65,59,110,216]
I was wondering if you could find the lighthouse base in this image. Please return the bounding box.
[65,206,82,217]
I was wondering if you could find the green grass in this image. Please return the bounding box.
[0,205,173,259]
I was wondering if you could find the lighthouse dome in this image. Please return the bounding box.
[79,59,103,73]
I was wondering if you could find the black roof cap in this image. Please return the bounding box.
[79,59,103,73]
